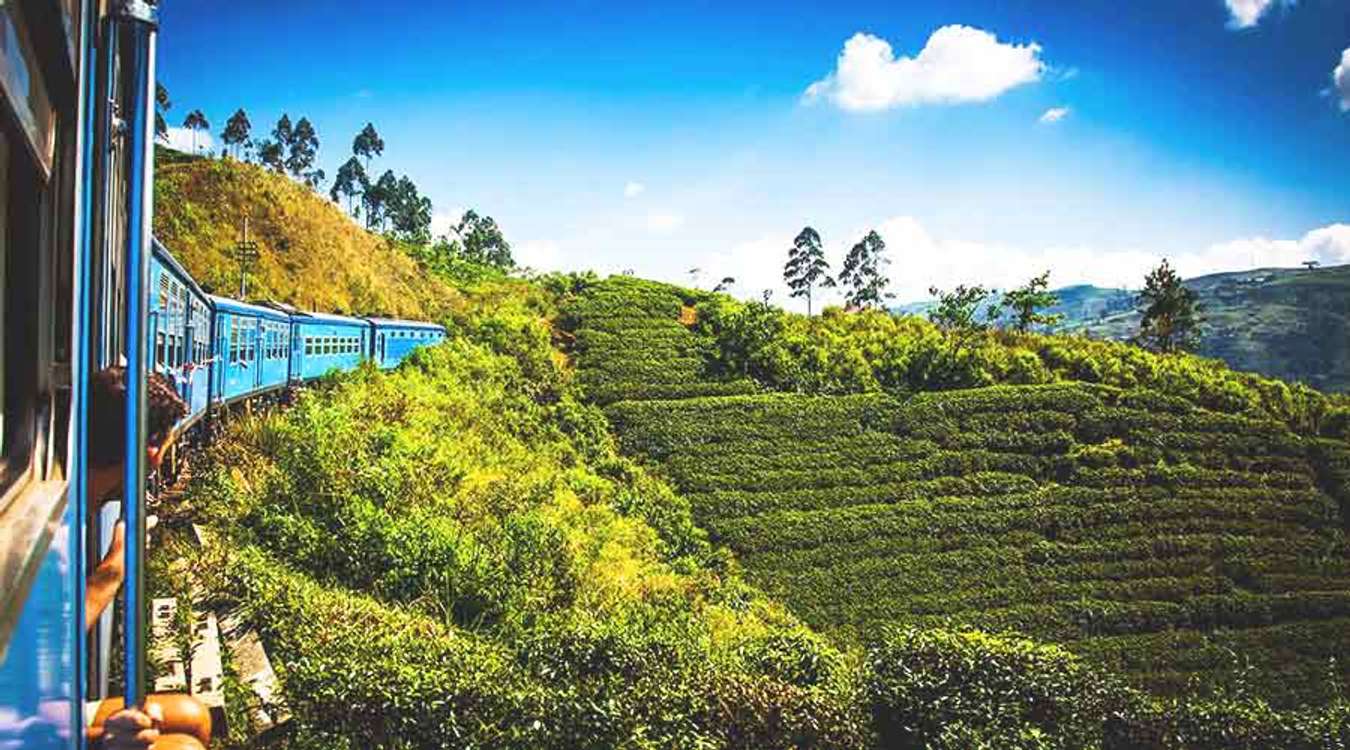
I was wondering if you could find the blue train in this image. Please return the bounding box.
[0,2,443,747]
[150,242,443,413]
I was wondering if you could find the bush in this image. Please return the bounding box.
[866,628,1134,749]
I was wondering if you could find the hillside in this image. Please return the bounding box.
[153,150,461,319]
[1068,266,1350,394]
[567,277,1350,709]
[153,164,1350,745]
[895,265,1350,393]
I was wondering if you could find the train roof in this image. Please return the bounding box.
[209,295,292,321]
[365,317,446,331]
[152,238,212,303]
[290,310,368,327]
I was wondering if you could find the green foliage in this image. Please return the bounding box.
[562,276,757,404]
[1000,271,1065,332]
[868,628,1134,749]
[454,209,514,269]
[927,283,997,347]
[784,226,835,315]
[839,230,891,309]
[689,303,1342,435]
[601,379,1350,707]
[1136,259,1204,354]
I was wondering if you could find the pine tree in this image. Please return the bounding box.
[784,226,835,315]
[1134,259,1203,353]
[838,230,890,309]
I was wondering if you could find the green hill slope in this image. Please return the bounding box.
[153,152,460,318]
[1068,265,1350,393]
[895,265,1350,393]
[568,277,1350,709]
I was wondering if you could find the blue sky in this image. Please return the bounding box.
[157,0,1350,303]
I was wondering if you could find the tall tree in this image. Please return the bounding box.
[221,109,252,159]
[455,210,513,268]
[364,170,398,230]
[352,123,385,171]
[999,271,1064,332]
[182,109,209,154]
[258,140,285,173]
[783,226,835,315]
[286,117,321,185]
[387,176,433,244]
[329,157,368,216]
[256,114,294,173]
[1134,259,1203,354]
[838,230,890,309]
[154,82,171,141]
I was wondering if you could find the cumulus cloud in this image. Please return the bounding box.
[1223,0,1289,28]
[514,239,564,271]
[803,26,1045,112]
[688,219,1350,306]
[624,181,646,199]
[161,126,213,155]
[1334,47,1350,112]
[1038,106,1071,124]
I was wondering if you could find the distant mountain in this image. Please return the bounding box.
[894,264,1350,393]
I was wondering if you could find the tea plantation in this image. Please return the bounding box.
[563,275,759,403]
[571,277,1350,710]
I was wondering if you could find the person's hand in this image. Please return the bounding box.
[101,703,163,749]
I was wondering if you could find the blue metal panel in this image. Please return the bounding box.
[210,297,290,402]
[149,242,213,426]
[367,318,446,370]
[0,503,78,750]
[292,314,369,381]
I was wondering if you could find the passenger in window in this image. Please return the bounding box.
[85,367,211,749]
[85,367,187,630]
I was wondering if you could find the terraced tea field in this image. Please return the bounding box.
[607,385,1350,706]
[567,277,1350,707]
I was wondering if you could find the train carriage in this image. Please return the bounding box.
[291,311,369,381]
[150,240,212,424]
[210,296,291,403]
[366,317,447,370]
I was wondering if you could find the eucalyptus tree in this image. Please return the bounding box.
[330,157,368,216]
[182,109,210,154]
[784,226,835,315]
[353,123,385,171]
[838,230,890,309]
[221,109,252,159]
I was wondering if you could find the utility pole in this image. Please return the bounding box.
[231,217,259,298]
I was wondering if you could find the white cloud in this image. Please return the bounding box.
[1334,47,1350,112]
[1223,0,1289,28]
[1038,106,1071,124]
[515,239,564,271]
[803,26,1045,112]
[688,219,1350,307]
[623,181,646,199]
[430,209,464,240]
[646,210,684,234]
[161,126,214,155]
